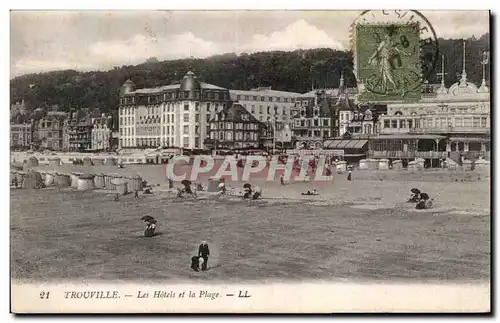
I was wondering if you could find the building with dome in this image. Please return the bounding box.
[118,70,232,149]
[369,41,490,166]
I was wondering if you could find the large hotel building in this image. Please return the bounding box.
[118,71,231,149]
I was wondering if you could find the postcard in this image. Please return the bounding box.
[10,9,491,313]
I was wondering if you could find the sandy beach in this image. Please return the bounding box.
[11,164,490,283]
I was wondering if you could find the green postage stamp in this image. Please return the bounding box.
[356,23,422,102]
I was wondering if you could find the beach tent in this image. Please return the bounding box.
[111,178,128,195]
[92,158,104,166]
[77,173,95,191]
[22,170,43,189]
[55,173,71,187]
[105,157,117,166]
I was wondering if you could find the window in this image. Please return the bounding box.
[473,117,480,128]
[195,102,199,111]
[400,120,406,128]
[391,120,397,128]
[323,119,329,126]
[183,114,189,122]
[408,120,413,128]
[195,114,200,122]
[207,103,211,112]
[314,119,319,126]
[261,96,265,101]
[455,117,463,127]
[384,120,390,128]
[251,105,255,113]
[237,95,241,101]
[184,104,189,111]
[245,96,249,100]
[481,117,487,127]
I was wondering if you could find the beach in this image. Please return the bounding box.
[10,165,490,283]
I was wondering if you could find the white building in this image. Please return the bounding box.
[229,87,301,124]
[91,113,113,151]
[118,71,231,149]
[371,42,490,163]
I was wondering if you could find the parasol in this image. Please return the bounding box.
[141,215,155,222]
[243,183,252,189]
[410,188,421,194]
[181,179,192,186]
[420,193,430,200]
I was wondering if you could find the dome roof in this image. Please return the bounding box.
[448,72,478,96]
[477,80,489,93]
[180,71,201,92]
[31,107,46,120]
[120,79,136,96]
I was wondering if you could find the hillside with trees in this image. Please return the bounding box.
[10,34,489,116]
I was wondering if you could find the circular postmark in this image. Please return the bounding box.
[350,10,439,99]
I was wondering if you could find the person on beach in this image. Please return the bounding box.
[301,188,318,196]
[252,186,262,200]
[134,190,139,199]
[198,241,210,271]
[114,193,120,201]
[280,173,285,185]
[347,170,352,181]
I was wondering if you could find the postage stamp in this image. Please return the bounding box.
[351,10,439,102]
[356,23,421,101]
[9,9,490,314]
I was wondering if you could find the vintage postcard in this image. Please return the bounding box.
[10,9,491,313]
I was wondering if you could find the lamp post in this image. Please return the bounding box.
[272,107,278,155]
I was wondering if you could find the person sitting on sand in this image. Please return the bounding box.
[252,186,262,200]
[301,189,319,196]
[426,198,434,209]
[144,187,153,194]
[218,182,227,195]
[415,200,426,210]
[408,193,420,203]
[243,186,253,199]
[196,183,204,191]
[144,221,156,237]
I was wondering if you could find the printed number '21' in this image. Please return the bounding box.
[39,291,50,299]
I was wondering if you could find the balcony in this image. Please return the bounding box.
[412,126,490,134]
[368,151,448,159]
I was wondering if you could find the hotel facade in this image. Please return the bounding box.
[118,71,232,150]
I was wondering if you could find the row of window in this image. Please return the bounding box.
[119,102,225,116]
[245,105,290,115]
[120,138,202,149]
[294,119,331,127]
[210,122,259,131]
[236,95,295,103]
[210,131,258,141]
[121,90,229,105]
[382,116,489,129]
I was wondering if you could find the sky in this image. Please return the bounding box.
[10,10,490,78]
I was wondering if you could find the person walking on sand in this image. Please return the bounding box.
[347,170,352,181]
[280,173,285,185]
[198,241,210,271]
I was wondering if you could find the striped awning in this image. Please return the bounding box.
[324,139,368,149]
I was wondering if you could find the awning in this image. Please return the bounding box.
[449,137,490,142]
[324,139,368,149]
